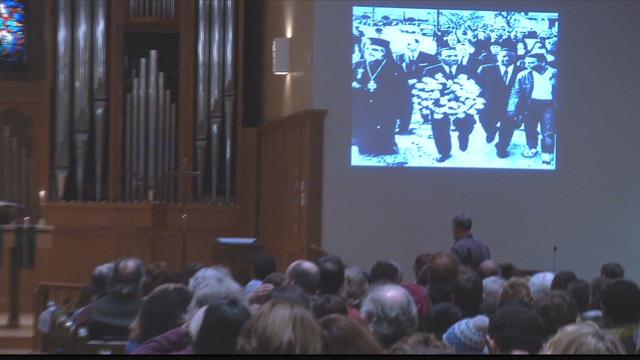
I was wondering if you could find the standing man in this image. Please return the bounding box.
[421,48,476,163]
[477,49,525,158]
[352,37,410,156]
[450,213,491,270]
[395,38,438,135]
[508,53,558,165]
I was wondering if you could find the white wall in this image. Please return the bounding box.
[314,0,640,282]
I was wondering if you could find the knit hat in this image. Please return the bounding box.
[442,315,489,353]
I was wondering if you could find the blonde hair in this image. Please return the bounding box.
[543,321,625,354]
[236,300,323,354]
[497,277,532,307]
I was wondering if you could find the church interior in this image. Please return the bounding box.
[0,0,639,354]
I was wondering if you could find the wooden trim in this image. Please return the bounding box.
[108,0,126,201]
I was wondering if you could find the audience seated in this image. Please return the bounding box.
[284,260,320,295]
[311,294,347,319]
[132,266,243,354]
[388,332,452,354]
[340,266,369,309]
[533,290,578,340]
[236,299,323,354]
[478,259,499,279]
[566,279,590,319]
[601,262,625,279]
[50,218,640,356]
[442,315,490,354]
[319,314,383,354]
[480,275,505,315]
[190,299,251,354]
[550,270,578,291]
[487,304,546,354]
[86,257,145,341]
[543,321,625,354]
[360,284,417,349]
[425,252,459,304]
[369,260,402,285]
[423,302,463,339]
[497,277,533,308]
[498,262,518,280]
[141,262,179,296]
[451,272,483,318]
[600,279,640,354]
[244,253,276,296]
[127,283,192,353]
[528,271,554,301]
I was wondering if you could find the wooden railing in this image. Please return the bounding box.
[33,282,84,352]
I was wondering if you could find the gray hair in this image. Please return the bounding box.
[185,266,244,323]
[341,266,369,308]
[529,272,555,301]
[481,276,506,314]
[360,284,417,348]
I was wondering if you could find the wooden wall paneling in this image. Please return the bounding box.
[108,0,126,201]
[259,110,326,272]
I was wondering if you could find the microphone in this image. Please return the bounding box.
[552,246,558,272]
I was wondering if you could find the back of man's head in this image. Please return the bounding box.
[498,263,518,280]
[600,263,625,279]
[361,284,418,348]
[426,252,459,284]
[92,261,115,297]
[452,213,472,232]
[481,275,506,315]
[413,253,431,279]
[567,279,590,314]
[285,260,320,295]
[488,305,546,354]
[108,257,144,299]
[533,290,578,340]
[370,260,402,285]
[550,270,577,291]
[452,273,483,317]
[600,278,640,327]
[424,302,463,339]
[268,283,312,309]
[316,255,345,294]
[478,260,499,279]
[186,266,245,322]
[528,271,555,301]
[253,253,276,281]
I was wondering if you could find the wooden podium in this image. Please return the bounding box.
[1,224,53,328]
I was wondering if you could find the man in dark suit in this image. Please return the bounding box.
[395,38,438,135]
[421,47,476,163]
[477,49,525,158]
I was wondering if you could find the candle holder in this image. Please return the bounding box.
[38,190,47,225]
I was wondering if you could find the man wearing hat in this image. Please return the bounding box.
[352,37,410,156]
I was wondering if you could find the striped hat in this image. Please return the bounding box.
[442,315,489,354]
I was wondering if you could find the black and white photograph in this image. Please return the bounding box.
[351,6,559,170]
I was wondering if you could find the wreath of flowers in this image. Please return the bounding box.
[411,73,486,119]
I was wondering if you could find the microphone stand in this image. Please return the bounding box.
[552,246,557,272]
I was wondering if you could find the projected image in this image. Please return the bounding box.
[351,7,558,169]
[0,0,26,64]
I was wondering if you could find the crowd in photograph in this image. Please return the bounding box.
[352,10,559,165]
[38,213,639,354]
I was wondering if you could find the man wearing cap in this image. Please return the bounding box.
[508,52,558,165]
[352,37,410,156]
